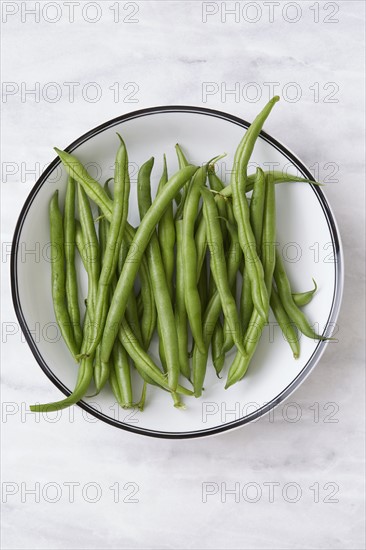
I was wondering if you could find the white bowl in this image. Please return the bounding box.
[11,106,343,438]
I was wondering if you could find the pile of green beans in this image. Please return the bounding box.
[31,97,326,414]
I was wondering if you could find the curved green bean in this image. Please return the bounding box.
[231,97,279,321]
[292,279,318,307]
[220,171,320,198]
[274,250,326,340]
[30,354,94,412]
[270,288,300,358]
[55,148,113,216]
[31,305,95,412]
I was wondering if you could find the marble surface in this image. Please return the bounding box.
[1,1,365,548]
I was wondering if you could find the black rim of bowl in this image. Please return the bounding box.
[11,105,343,439]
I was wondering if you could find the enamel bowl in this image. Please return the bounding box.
[11,106,343,438]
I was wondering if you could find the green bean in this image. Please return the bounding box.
[274,250,326,340]
[182,165,208,354]
[212,320,225,377]
[237,167,268,340]
[238,272,252,340]
[157,156,175,299]
[94,307,109,392]
[195,214,208,280]
[87,135,130,356]
[137,158,180,391]
[99,203,109,256]
[112,339,133,407]
[137,382,147,411]
[201,187,245,355]
[64,177,82,351]
[109,363,124,408]
[136,162,163,366]
[91,206,110,393]
[198,253,209,314]
[208,171,229,256]
[220,198,238,354]
[226,171,277,388]
[92,201,116,392]
[231,97,279,321]
[175,220,191,380]
[249,168,267,250]
[31,306,95,412]
[156,320,167,373]
[125,294,143,347]
[264,176,300,359]
[270,288,300,358]
[55,148,113,217]
[220,171,320,198]
[193,215,242,396]
[105,261,135,405]
[77,184,100,321]
[174,144,190,217]
[175,143,189,168]
[195,159,230,281]
[261,173,277,291]
[75,220,87,270]
[208,167,225,193]
[118,238,127,275]
[94,344,106,394]
[292,279,317,307]
[30,354,94,412]
[48,191,79,361]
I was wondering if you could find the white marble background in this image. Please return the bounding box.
[1,1,365,548]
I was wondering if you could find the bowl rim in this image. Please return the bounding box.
[11,105,344,439]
